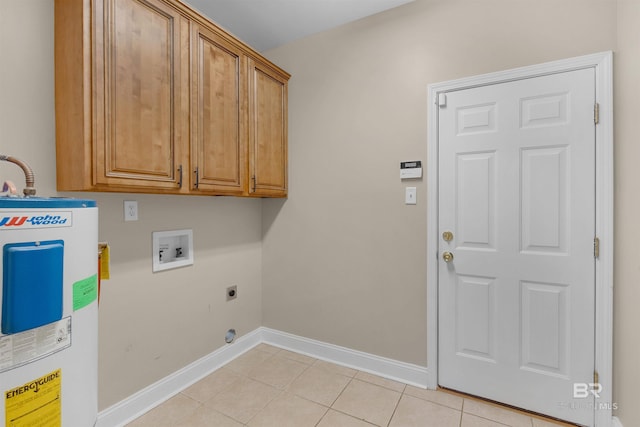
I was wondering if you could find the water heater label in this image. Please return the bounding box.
[0,211,72,230]
[73,274,98,311]
[0,318,71,373]
[5,369,61,427]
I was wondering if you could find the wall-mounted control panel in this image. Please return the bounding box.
[400,161,422,179]
[152,229,194,272]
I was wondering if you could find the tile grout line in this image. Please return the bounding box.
[312,405,331,427]
[242,387,284,426]
[322,376,385,426]
[330,375,354,408]
[452,390,570,426]
[385,385,405,427]
[180,393,205,426]
[327,406,380,427]
[243,358,311,425]
[242,351,318,427]
[353,371,408,394]
[212,349,283,426]
[461,405,524,427]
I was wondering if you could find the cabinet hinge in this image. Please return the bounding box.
[594,103,600,125]
[594,370,599,386]
[594,237,600,259]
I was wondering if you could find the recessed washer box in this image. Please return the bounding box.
[152,229,194,272]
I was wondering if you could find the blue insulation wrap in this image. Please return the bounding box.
[2,240,64,334]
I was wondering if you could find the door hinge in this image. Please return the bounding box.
[594,103,600,125]
[594,237,600,259]
[594,370,599,386]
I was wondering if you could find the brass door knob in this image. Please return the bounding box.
[442,251,454,262]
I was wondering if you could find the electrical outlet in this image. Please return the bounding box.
[124,200,138,221]
[226,285,237,301]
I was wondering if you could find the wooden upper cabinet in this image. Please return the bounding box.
[191,24,246,195]
[55,0,289,196]
[55,0,189,192]
[94,0,189,190]
[249,59,288,197]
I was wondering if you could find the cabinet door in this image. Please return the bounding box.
[191,24,246,194]
[93,0,189,190]
[248,59,288,197]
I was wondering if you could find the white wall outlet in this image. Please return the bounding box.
[152,229,194,272]
[124,200,138,221]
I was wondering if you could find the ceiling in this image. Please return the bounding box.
[182,0,415,52]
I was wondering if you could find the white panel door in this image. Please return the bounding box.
[438,68,596,426]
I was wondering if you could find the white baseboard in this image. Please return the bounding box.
[100,327,623,427]
[96,328,262,427]
[96,327,430,426]
[260,327,430,389]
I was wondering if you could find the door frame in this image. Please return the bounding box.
[426,51,613,426]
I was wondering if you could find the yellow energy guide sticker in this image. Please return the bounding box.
[5,369,61,427]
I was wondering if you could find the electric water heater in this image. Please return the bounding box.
[0,197,98,426]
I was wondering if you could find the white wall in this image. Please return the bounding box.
[263,0,616,364]
[94,193,262,408]
[613,1,640,426]
[0,1,264,410]
[263,0,640,426]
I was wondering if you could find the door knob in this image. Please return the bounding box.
[442,231,453,242]
[442,251,454,262]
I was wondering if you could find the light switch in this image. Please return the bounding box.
[405,187,417,205]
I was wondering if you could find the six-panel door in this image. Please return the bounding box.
[438,68,596,426]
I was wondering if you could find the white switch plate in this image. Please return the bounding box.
[405,187,417,205]
[124,200,138,221]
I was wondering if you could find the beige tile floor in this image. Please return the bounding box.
[126,344,576,427]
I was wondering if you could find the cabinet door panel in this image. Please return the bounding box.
[95,0,187,189]
[249,61,288,197]
[192,25,246,194]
